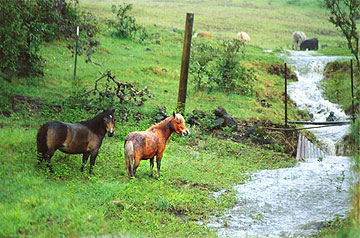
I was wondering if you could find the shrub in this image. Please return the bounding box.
[190,39,257,95]
[0,0,51,79]
[0,0,100,80]
[107,3,148,43]
[189,41,217,89]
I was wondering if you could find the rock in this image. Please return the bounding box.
[326,111,336,121]
[213,118,225,129]
[213,107,237,130]
[223,114,238,129]
[214,106,227,117]
[156,115,167,123]
[186,109,207,127]
[260,99,271,108]
[246,124,260,137]
[192,109,206,118]
[154,105,167,123]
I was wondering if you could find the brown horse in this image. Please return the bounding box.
[36,109,115,174]
[124,112,189,178]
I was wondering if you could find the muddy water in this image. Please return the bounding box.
[208,51,356,237]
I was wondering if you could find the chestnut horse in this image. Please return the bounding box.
[124,112,189,178]
[193,32,212,38]
[36,109,115,174]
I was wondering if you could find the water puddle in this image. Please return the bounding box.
[208,51,356,237]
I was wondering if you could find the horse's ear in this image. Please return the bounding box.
[173,112,176,118]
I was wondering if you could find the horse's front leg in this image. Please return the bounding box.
[81,152,90,172]
[156,154,163,179]
[149,158,154,177]
[89,150,99,174]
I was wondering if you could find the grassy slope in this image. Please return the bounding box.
[0,0,356,237]
[81,0,347,50]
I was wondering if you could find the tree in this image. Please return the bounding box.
[53,0,65,15]
[324,0,360,75]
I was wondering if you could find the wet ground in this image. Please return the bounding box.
[208,51,356,237]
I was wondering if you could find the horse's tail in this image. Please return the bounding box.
[36,123,49,160]
[124,140,134,177]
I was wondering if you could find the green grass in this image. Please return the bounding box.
[0,0,357,237]
[320,60,359,114]
[0,123,295,237]
[79,0,347,50]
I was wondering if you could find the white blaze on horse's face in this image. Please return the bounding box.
[173,114,190,137]
[104,114,115,137]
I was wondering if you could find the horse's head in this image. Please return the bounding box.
[172,112,190,137]
[103,109,115,137]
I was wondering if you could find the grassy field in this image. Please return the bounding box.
[0,0,357,237]
[80,0,347,50]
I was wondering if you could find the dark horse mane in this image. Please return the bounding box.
[80,109,113,136]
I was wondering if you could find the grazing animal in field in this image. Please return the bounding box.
[124,112,190,178]
[292,31,306,50]
[237,32,251,44]
[300,38,319,51]
[193,32,212,38]
[36,109,115,174]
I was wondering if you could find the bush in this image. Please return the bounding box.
[0,0,51,79]
[0,0,100,80]
[189,41,217,90]
[190,39,257,95]
[107,3,148,43]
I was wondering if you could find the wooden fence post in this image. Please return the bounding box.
[177,13,194,114]
[350,59,355,123]
[284,63,288,127]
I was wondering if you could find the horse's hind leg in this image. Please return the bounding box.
[132,158,140,177]
[81,152,90,172]
[149,158,154,177]
[45,151,55,173]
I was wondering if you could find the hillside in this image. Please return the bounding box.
[0,0,356,237]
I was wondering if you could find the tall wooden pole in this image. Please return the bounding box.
[284,63,288,127]
[177,13,194,114]
[351,59,355,123]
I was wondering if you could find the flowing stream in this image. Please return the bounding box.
[208,51,356,237]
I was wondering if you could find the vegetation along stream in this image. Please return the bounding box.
[208,51,357,237]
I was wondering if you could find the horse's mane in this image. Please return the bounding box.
[81,110,113,134]
[148,114,184,132]
[148,116,172,131]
